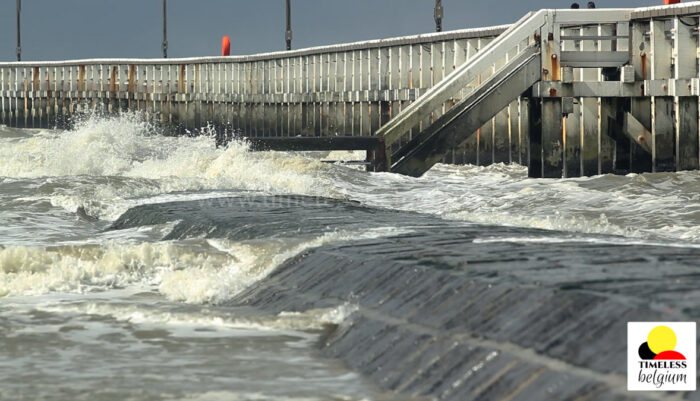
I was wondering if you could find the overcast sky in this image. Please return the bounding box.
[0,0,659,61]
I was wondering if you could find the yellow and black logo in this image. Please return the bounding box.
[638,325,686,361]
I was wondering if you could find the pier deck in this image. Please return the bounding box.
[2,3,700,177]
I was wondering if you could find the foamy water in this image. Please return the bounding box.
[3,115,699,244]
[1,115,699,400]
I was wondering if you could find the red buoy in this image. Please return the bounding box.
[664,0,681,4]
[221,36,231,56]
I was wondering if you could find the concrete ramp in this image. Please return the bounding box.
[376,11,548,176]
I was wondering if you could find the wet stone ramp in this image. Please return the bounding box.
[230,228,700,401]
[112,196,700,401]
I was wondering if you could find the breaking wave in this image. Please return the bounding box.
[0,227,406,303]
[2,115,700,243]
[0,114,338,220]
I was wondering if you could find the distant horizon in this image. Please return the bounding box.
[0,0,659,62]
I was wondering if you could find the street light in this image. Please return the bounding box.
[434,0,443,32]
[162,0,168,58]
[16,0,21,61]
[286,0,292,50]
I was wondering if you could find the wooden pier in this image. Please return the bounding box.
[2,3,700,177]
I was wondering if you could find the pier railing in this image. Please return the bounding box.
[0,26,506,136]
[3,3,700,178]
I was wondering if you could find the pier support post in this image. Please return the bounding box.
[541,98,563,178]
[651,19,675,172]
[579,25,600,176]
[598,25,617,175]
[629,20,653,173]
[674,16,699,170]
[562,27,581,178]
[527,97,543,177]
[613,107,631,174]
[539,13,563,178]
[518,98,530,166]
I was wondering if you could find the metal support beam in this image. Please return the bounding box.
[559,51,629,68]
[16,0,21,62]
[623,112,652,153]
[532,80,700,98]
[162,0,168,58]
[286,0,292,51]
[434,0,443,33]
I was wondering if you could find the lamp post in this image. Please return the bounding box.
[16,0,21,61]
[434,0,443,32]
[162,0,168,58]
[285,0,292,50]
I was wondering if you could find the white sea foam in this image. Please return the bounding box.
[0,242,228,298]
[37,301,358,337]
[3,116,700,243]
[178,391,332,401]
[0,114,338,220]
[0,227,409,302]
[335,163,700,244]
[158,227,410,304]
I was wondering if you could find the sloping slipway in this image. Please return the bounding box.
[112,196,700,401]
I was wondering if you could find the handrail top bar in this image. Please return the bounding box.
[0,25,510,68]
[552,9,632,24]
[631,0,700,19]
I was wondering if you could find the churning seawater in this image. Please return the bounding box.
[1,115,699,400]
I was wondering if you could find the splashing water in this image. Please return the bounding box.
[1,113,700,400]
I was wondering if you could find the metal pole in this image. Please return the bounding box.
[285,0,292,50]
[16,0,21,61]
[434,0,443,32]
[162,0,168,58]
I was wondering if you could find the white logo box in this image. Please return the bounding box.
[628,322,696,392]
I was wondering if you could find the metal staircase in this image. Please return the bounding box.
[377,8,631,176]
